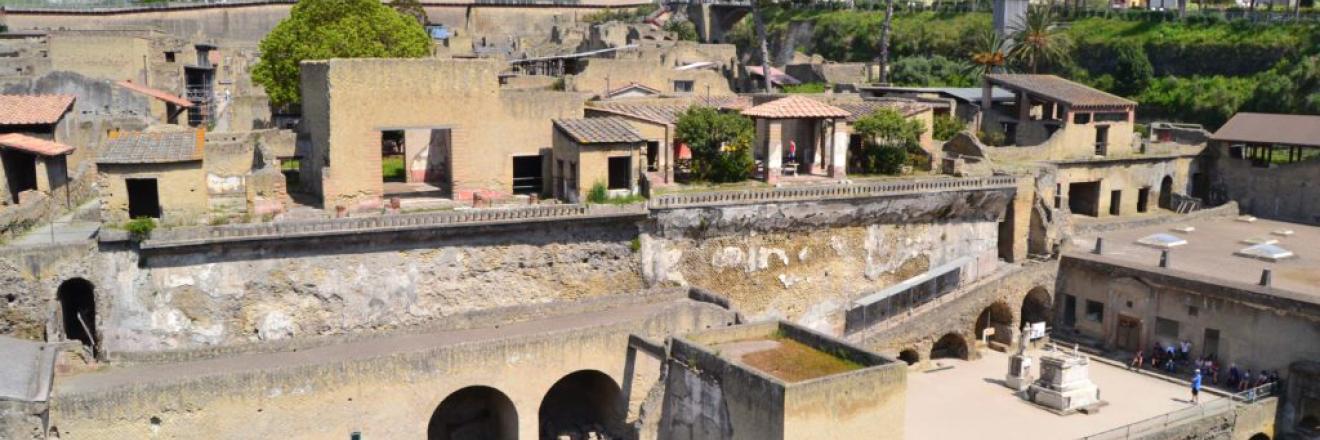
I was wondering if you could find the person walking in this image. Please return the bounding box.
[1191,369,1203,404]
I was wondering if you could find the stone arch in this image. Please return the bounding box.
[1159,175,1174,209]
[1020,286,1053,328]
[898,349,920,366]
[1248,433,1270,440]
[56,278,97,350]
[428,385,518,440]
[974,301,1014,346]
[930,333,969,360]
[538,369,625,440]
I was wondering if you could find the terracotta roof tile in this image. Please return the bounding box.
[588,96,754,125]
[833,99,931,122]
[555,117,646,144]
[602,82,662,99]
[97,131,201,164]
[986,74,1135,110]
[116,80,194,108]
[740,95,851,119]
[0,133,75,156]
[0,95,75,126]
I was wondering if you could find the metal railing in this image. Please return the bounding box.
[647,175,1018,209]
[139,203,645,249]
[1078,383,1278,440]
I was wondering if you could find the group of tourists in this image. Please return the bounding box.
[1126,340,1282,404]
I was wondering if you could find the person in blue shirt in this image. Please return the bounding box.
[1191,369,1203,404]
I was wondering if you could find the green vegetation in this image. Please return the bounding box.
[738,9,1320,128]
[780,82,830,93]
[675,107,756,183]
[586,181,646,205]
[739,335,864,383]
[382,155,406,181]
[852,108,925,174]
[932,113,967,140]
[664,19,699,42]
[125,217,156,239]
[582,5,658,24]
[252,0,431,106]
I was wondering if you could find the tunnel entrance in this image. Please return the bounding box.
[429,386,518,440]
[898,349,920,366]
[538,370,624,440]
[1020,286,1052,328]
[1068,181,1102,217]
[930,333,969,360]
[57,278,97,350]
[974,301,1014,346]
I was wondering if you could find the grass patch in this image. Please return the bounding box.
[739,336,864,383]
[781,82,829,94]
[382,155,406,182]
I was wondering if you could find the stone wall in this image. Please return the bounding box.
[1207,143,1320,225]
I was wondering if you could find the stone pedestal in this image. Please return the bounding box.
[1029,352,1101,413]
[1005,354,1033,391]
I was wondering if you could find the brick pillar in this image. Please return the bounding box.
[830,121,848,179]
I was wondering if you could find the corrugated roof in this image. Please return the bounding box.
[740,95,851,119]
[0,133,75,156]
[0,95,75,126]
[986,74,1135,110]
[115,80,194,108]
[555,117,645,144]
[746,66,802,86]
[97,131,202,164]
[833,99,931,122]
[588,96,754,125]
[1210,113,1320,148]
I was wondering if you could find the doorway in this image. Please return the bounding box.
[1116,315,1141,352]
[1,149,38,203]
[1137,187,1150,213]
[1109,190,1122,216]
[1062,294,1077,328]
[1068,181,1102,217]
[1159,175,1174,209]
[607,156,630,191]
[381,130,406,183]
[126,178,161,218]
[1203,328,1220,359]
[1094,125,1109,156]
[511,155,543,195]
[645,141,659,172]
[57,278,97,350]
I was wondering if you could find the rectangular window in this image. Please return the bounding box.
[1085,300,1104,322]
[164,51,176,63]
[1095,112,1128,122]
[1156,317,1180,339]
[607,156,630,190]
[1073,112,1092,124]
[672,80,694,93]
[1188,305,1198,317]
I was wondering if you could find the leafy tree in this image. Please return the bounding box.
[1008,7,1071,73]
[664,19,699,42]
[852,108,925,174]
[391,0,428,25]
[1109,41,1154,96]
[675,107,756,182]
[890,55,977,87]
[932,114,967,140]
[252,0,431,107]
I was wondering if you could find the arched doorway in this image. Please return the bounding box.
[898,349,920,366]
[429,386,518,440]
[1020,287,1053,329]
[57,279,97,350]
[930,333,969,360]
[974,301,1014,346]
[538,370,624,440]
[1159,175,1174,209]
[1248,433,1270,440]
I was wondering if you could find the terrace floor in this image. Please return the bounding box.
[906,348,1216,439]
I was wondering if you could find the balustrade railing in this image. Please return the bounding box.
[1078,383,1278,440]
[647,175,1018,209]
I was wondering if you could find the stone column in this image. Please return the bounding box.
[766,119,783,184]
[830,121,848,179]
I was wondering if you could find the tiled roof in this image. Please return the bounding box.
[1210,113,1320,148]
[740,95,851,119]
[833,99,931,122]
[97,131,202,164]
[555,117,645,144]
[589,96,754,125]
[0,133,75,156]
[116,80,194,108]
[0,95,75,126]
[986,74,1135,110]
[602,82,662,99]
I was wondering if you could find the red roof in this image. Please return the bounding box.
[0,133,75,156]
[116,80,194,108]
[741,95,851,119]
[0,95,75,126]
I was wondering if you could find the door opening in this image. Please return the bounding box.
[126,178,161,218]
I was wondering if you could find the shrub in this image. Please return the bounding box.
[675,106,756,183]
[125,217,156,239]
[852,108,924,175]
[978,130,1007,147]
[587,181,609,204]
[781,82,829,93]
[890,55,977,87]
[664,19,699,41]
[932,114,966,140]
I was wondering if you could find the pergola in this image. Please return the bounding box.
[740,96,851,184]
[1211,112,1320,167]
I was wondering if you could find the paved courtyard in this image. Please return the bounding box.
[906,347,1219,439]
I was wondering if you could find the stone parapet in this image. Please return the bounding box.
[648,175,1018,210]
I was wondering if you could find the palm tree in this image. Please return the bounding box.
[1008,8,1071,74]
[968,28,1009,78]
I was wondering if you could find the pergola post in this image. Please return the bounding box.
[765,119,783,184]
[830,120,847,179]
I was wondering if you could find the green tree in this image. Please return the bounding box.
[968,27,1009,77]
[675,107,755,182]
[890,55,977,87]
[1008,8,1071,73]
[664,19,699,42]
[252,0,431,107]
[852,108,925,174]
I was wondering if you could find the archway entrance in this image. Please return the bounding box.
[429,386,518,440]
[898,349,920,366]
[930,333,969,360]
[1020,287,1053,329]
[538,370,624,440]
[974,301,1014,346]
[1159,175,1174,209]
[57,278,97,350]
